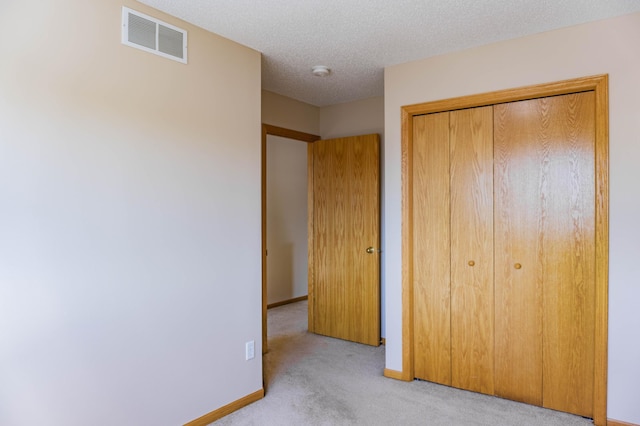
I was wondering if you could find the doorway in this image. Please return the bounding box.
[266,135,309,308]
[262,124,319,353]
[261,126,382,353]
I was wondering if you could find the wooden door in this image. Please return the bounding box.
[413,112,452,385]
[404,75,608,424]
[449,106,495,395]
[495,93,596,417]
[412,107,494,393]
[309,134,380,346]
[412,92,596,416]
[493,98,545,406]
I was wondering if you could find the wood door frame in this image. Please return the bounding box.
[399,75,609,425]
[261,124,319,355]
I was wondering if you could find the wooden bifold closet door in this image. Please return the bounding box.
[412,92,596,418]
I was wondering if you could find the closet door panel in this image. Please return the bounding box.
[539,92,596,417]
[495,93,595,416]
[494,100,544,406]
[450,106,494,395]
[412,112,452,385]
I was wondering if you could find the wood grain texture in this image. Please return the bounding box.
[401,107,415,381]
[263,124,321,143]
[539,92,596,418]
[307,143,315,333]
[400,75,608,423]
[494,99,545,406]
[402,75,607,117]
[412,112,452,385]
[267,295,308,309]
[495,93,597,415]
[183,389,264,426]
[607,420,640,426]
[311,134,380,346]
[449,106,494,395]
[383,368,409,381]
[261,126,268,354]
[593,75,609,426]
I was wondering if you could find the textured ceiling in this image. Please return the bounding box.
[138,0,640,106]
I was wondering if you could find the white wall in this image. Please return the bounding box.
[0,1,262,425]
[384,12,640,424]
[266,136,308,304]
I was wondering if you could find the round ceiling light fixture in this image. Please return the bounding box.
[311,65,331,77]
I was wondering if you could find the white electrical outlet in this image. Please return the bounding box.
[245,340,255,360]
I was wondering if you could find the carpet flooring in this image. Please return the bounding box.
[213,300,593,425]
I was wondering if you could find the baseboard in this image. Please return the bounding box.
[267,295,308,309]
[184,389,264,426]
[608,419,640,426]
[384,368,411,381]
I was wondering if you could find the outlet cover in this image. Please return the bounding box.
[245,340,255,360]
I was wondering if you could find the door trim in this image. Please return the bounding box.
[307,142,315,333]
[261,124,319,354]
[399,75,609,425]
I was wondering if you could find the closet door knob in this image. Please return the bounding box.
[514,263,522,269]
[468,260,475,266]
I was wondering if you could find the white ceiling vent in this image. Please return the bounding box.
[122,7,187,64]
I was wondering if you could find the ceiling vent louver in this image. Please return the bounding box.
[122,7,187,64]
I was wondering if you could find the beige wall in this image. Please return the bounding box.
[262,92,317,306]
[0,1,262,425]
[262,90,320,135]
[384,12,640,424]
[266,135,308,305]
[319,96,384,140]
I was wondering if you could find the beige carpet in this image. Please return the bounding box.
[213,301,593,425]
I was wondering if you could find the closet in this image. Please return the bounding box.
[411,90,597,418]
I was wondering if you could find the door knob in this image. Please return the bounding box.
[366,247,377,254]
[514,263,522,269]
[468,260,475,266]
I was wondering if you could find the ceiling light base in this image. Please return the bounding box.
[312,65,331,77]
